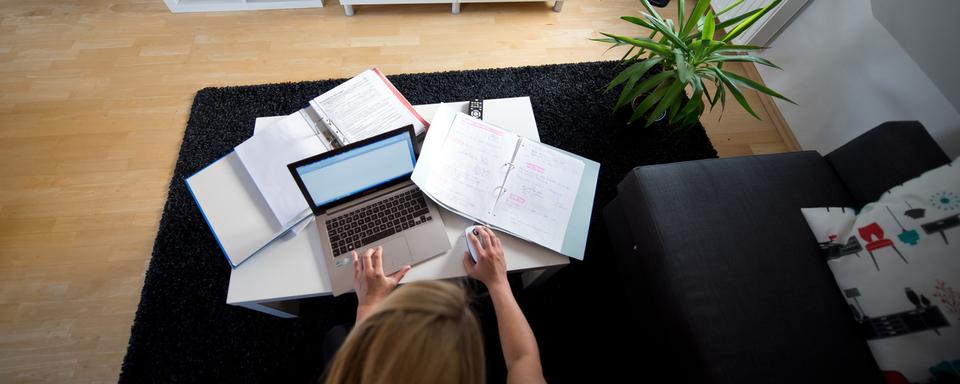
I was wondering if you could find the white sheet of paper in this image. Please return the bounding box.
[235,112,328,228]
[251,115,314,235]
[309,69,425,144]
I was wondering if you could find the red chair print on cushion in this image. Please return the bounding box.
[858,222,908,271]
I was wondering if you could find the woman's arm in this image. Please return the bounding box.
[464,226,546,384]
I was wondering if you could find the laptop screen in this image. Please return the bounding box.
[292,127,416,210]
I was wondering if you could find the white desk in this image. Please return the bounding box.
[226,97,570,318]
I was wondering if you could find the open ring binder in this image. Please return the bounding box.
[412,107,599,259]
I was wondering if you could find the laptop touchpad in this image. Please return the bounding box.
[380,236,413,274]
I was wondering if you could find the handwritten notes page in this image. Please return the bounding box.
[417,111,584,253]
[422,113,517,223]
[496,138,584,251]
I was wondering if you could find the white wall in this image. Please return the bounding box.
[755,0,960,158]
[711,0,809,46]
[871,0,960,113]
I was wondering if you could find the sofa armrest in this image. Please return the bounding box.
[826,121,950,206]
[605,152,881,383]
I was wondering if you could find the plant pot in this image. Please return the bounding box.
[611,92,670,138]
[610,98,665,142]
[626,94,666,124]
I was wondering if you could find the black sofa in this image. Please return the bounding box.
[603,121,951,383]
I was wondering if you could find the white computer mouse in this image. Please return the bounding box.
[464,225,484,264]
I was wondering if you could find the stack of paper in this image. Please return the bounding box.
[235,69,428,231]
[235,111,329,231]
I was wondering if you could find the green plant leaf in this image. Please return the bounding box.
[669,78,694,122]
[597,38,630,56]
[674,49,690,84]
[619,46,636,62]
[675,94,704,130]
[691,75,704,95]
[701,9,715,41]
[716,8,761,30]
[600,33,671,56]
[690,38,719,60]
[674,77,704,124]
[677,0,685,35]
[718,82,727,113]
[621,15,656,30]
[677,91,702,123]
[642,13,688,51]
[708,82,724,110]
[620,72,643,102]
[705,54,781,69]
[616,69,675,111]
[669,93,682,121]
[706,44,767,58]
[694,67,717,81]
[722,69,796,104]
[701,82,713,108]
[716,0,744,15]
[711,44,766,53]
[602,45,621,57]
[680,0,712,38]
[607,57,663,91]
[589,37,618,44]
[629,81,671,123]
[646,80,684,127]
[691,103,704,125]
[711,67,759,119]
[723,0,783,43]
[674,101,703,131]
[639,0,663,22]
[636,29,659,57]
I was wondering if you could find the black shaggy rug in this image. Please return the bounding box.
[120,61,717,383]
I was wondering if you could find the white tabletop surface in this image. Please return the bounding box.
[226,97,570,305]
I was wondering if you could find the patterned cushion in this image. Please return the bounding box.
[802,157,960,382]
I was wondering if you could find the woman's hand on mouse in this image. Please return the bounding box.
[463,226,508,291]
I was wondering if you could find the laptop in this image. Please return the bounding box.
[288,125,451,296]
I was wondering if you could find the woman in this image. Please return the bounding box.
[324,226,546,384]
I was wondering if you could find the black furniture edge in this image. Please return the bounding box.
[826,120,951,207]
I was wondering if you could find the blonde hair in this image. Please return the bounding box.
[324,280,485,384]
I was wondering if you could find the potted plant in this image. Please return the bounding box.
[594,0,794,129]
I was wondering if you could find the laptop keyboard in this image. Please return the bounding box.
[326,189,433,257]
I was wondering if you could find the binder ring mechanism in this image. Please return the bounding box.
[494,162,515,198]
[490,162,515,215]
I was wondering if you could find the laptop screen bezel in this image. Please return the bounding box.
[287,125,417,216]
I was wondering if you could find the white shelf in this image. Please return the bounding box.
[340,0,562,15]
[164,0,560,18]
[459,0,549,3]
[164,0,324,13]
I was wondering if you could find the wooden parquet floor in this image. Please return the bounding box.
[0,0,789,381]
